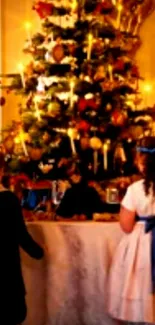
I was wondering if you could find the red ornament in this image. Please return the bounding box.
[114,59,125,71]
[78,97,98,112]
[95,0,113,14]
[0,97,6,106]
[111,110,127,127]
[68,43,76,55]
[52,44,65,63]
[131,65,140,78]
[94,0,113,13]
[77,120,90,132]
[33,1,53,19]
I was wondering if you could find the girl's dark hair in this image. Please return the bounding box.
[137,137,155,196]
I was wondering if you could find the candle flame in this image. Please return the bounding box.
[67,128,74,138]
[103,143,108,151]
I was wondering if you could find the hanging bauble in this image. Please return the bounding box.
[77,120,90,132]
[90,137,102,150]
[3,135,14,153]
[105,103,112,111]
[94,0,113,14]
[111,110,127,127]
[13,142,23,156]
[52,44,65,63]
[94,65,105,81]
[43,131,51,144]
[38,100,46,110]
[78,97,98,112]
[131,65,140,78]
[0,97,6,106]
[114,143,126,163]
[114,59,125,72]
[129,125,143,140]
[33,1,54,19]
[25,62,34,76]
[29,126,39,138]
[34,61,45,74]
[80,135,90,150]
[29,146,43,161]
[133,96,142,106]
[68,43,76,55]
[47,101,61,117]
[67,127,79,140]
[36,119,48,129]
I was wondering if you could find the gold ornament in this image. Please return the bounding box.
[90,137,102,150]
[29,147,43,161]
[48,102,60,117]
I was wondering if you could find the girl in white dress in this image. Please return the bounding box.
[107,137,155,324]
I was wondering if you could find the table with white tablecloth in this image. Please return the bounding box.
[22,222,123,325]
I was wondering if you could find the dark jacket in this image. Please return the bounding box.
[1,190,43,324]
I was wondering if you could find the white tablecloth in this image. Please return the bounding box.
[22,222,123,325]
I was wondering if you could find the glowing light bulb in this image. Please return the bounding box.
[143,84,152,93]
[117,4,123,11]
[24,21,32,41]
[71,0,77,11]
[18,63,24,71]
[14,136,20,144]
[24,21,32,30]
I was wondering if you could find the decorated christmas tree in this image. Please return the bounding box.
[1,0,155,181]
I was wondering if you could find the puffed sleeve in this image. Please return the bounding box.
[121,185,136,212]
[11,193,44,259]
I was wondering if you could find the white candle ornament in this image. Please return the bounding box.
[133,15,142,35]
[108,65,113,82]
[20,131,28,156]
[69,80,75,109]
[103,143,108,170]
[67,128,77,155]
[94,150,98,174]
[117,4,123,29]
[14,130,28,156]
[126,17,132,33]
[87,34,93,60]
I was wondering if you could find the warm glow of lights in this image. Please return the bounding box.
[35,110,41,120]
[24,21,32,30]
[117,4,123,11]
[88,33,93,43]
[105,38,110,45]
[143,84,153,93]
[18,63,24,72]
[103,143,108,151]
[14,136,20,144]
[70,80,75,89]
[71,0,77,11]
[67,128,74,138]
